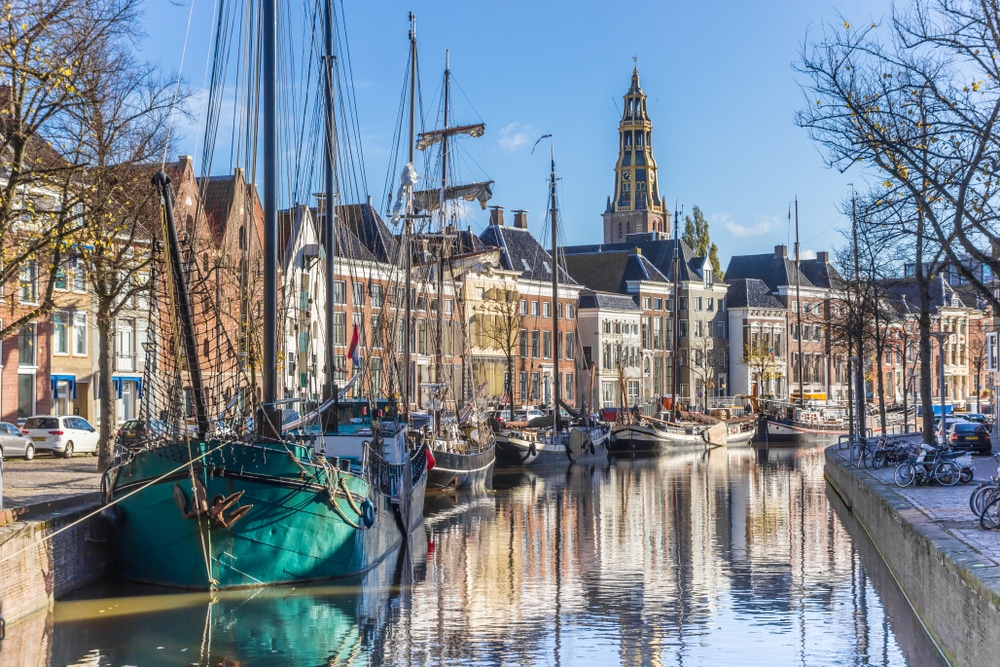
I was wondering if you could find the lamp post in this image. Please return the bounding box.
[908,372,918,434]
[930,330,954,446]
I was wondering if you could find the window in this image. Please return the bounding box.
[72,262,87,292]
[566,332,574,360]
[116,318,135,369]
[520,329,528,357]
[679,321,687,338]
[73,312,88,355]
[519,371,528,401]
[18,325,36,366]
[18,261,37,304]
[565,373,574,400]
[567,304,575,319]
[333,281,347,304]
[54,310,69,355]
[520,299,528,316]
[642,297,651,310]
[604,343,612,370]
[332,312,346,346]
[531,330,540,358]
[694,297,702,311]
[603,321,611,334]
[353,282,366,306]
[445,299,454,315]
[543,331,552,358]
[543,302,551,318]
[695,320,703,338]
[706,297,714,311]
[557,303,563,319]
[531,372,540,400]
[17,373,34,419]
[803,302,811,314]
[813,326,821,342]
[54,266,67,290]
[679,297,687,311]
[717,321,725,338]
[654,297,663,310]
[791,301,798,313]
[532,301,539,317]
[371,284,384,307]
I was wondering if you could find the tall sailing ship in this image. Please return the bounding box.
[103,4,425,589]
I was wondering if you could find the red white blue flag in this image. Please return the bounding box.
[347,323,361,367]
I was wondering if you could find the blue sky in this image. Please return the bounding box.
[139,0,890,266]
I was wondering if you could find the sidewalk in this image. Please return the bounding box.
[1,456,103,516]
[830,439,1000,565]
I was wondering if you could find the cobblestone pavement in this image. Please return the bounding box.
[1,454,102,509]
[830,437,1000,566]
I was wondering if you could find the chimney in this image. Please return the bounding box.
[489,206,505,226]
[775,245,787,258]
[816,251,828,263]
[179,155,193,173]
[631,247,642,256]
[513,209,529,229]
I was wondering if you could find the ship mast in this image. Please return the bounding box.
[403,12,416,415]
[671,205,681,420]
[550,144,561,433]
[322,0,338,428]
[794,197,803,406]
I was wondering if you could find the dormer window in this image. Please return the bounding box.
[705,269,713,286]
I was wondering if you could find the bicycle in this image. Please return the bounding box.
[850,439,874,468]
[894,444,962,487]
[970,454,1000,519]
[871,437,913,470]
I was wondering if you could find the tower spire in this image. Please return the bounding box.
[602,66,669,244]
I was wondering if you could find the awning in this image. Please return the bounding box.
[50,374,77,399]
[112,375,143,400]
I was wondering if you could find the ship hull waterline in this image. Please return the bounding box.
[107,439,426,590]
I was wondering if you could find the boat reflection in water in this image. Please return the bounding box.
[50,532,425,667]
[48,446,942,666]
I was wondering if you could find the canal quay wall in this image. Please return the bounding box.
[825,444,1000,667]
[0,496,110,626]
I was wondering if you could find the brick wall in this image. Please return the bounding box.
[0,502,110,627]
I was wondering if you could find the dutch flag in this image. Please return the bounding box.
[347,323,361,368]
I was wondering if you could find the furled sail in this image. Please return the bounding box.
[416,123,485,151]
[413,180,494,211]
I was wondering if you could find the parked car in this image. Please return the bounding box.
[21,415,99,457]
[948,422,993,455]
[115,419,167,450]
[0,421,35,460]
[486,409,511,425]
[934,416,970,438]
[962,413,991,427]
[513,408,545,422]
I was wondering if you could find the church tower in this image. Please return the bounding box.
[602,67,670,244]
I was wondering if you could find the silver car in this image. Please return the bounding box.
[0,421,36,460]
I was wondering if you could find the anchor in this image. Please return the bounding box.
[209,490,252,529]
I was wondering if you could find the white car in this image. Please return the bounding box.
[0,421,36,460]
[21,415,99,458]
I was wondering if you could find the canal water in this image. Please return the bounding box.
[40,444,945,666]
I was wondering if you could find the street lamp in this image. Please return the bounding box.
[908,372,918,434]
[929,330,954,446]
[849,355,861,439]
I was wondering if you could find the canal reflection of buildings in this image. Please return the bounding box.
[394,446,891,666]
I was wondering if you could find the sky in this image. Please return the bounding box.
[138,0,893,269]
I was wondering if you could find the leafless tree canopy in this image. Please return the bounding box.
[796,0,1000,309]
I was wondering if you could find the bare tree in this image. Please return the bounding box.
[475,280,521,412]
[744,341,781,398]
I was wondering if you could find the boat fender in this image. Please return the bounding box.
[98,504,124,531]
[528,441,537,457]
[426,448,436,470]
[361,498,375,528]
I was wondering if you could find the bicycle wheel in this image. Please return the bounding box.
[981,494,1000,530]
[934,460,961,486]
[970,483,997,517]
[960,466,974,484]
[894,461,916,487]
[851,442,869,468]
[872,450,887,470]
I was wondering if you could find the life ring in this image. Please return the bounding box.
[360,499,375,528]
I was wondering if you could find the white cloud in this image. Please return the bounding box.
[714,213,782,238]
[498,122,531,152]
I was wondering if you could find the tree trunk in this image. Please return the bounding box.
[97,302,115,471]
